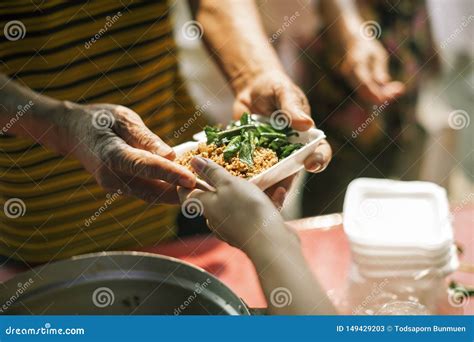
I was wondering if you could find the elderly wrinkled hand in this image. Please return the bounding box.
[232,70,332,206]
[56,102,196,204]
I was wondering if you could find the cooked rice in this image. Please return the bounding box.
[176,143,278,178]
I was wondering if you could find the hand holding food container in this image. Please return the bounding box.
[182,155,290,251]
[174,113,327,192]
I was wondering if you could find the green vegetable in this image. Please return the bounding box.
[240,112,251,125]
[223,136,242,161]
[203,112,304,166]
[280,143,304,158]
[239,139,254,165]
[205,126,220,144]
[260,132,287,139]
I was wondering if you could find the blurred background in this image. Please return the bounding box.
[172,0,473,219]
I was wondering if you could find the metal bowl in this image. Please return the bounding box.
[0,252,250,315]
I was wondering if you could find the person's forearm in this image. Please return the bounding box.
[0,74,68,153]
[194,0,284,93]
[319,0,364,48]
[244,225,337,315]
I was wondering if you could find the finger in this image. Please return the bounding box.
[114,110,175,160]
[265,174,295,207]
[371,55,391,85]
[122,177,179,204]
[381,81,406,99]
[194,178,216,191]
[190,156,234,187]
[275,86,314,131]
[232,99,252,121]
[304,139,332,173]
[270,187,286,209]
[353,65,385,103]
[187,187,215,209]
[108,142,196,188]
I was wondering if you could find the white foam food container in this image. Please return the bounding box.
[343,178,454,251]
[350,245,457,268]
[348,239,453,257]
[356,251,459,278]
[173,128,326,190]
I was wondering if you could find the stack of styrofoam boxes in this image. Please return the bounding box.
[343,178,458,279]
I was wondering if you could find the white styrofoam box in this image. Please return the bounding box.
[174,128,326,190]
[350,245,457,268]
[348,240,452,258]
[343,178,454,250]
[356,250,459,279]
[351,242,453,259]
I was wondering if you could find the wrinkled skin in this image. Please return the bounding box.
[57,102,196,204]
[232,70,332,207]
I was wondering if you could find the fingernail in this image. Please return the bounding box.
[156,143,175,158]
[296,110,308,119]
[305,160,322,173]
[314,152,324,164]
[297,110,314,127]
[305,152,325,173]
[311,152,326,172]
[191,156,208,173]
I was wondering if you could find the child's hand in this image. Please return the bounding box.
[182,156,291,252]
[181,156,336,315]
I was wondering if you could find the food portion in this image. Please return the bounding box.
[176,113,304,178]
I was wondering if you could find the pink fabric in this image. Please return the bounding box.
[1,206,472,313]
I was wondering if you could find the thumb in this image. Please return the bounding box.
[382,81,406,99]
[372,55,391,85]
[232,98,251,121]
[115,109,175,160]
[190,156,235,188]
[275,86,314,131]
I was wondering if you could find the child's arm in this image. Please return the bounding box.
[184,156,337,315]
